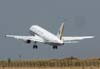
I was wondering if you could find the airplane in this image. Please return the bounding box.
[5,23,94,49]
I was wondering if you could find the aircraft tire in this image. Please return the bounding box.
[53,46,58,49]
[33,45,38,49]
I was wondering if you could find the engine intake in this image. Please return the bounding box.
[26,40,31,44]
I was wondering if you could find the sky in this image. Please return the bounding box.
[0,0,100,60]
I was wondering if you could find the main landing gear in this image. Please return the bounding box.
[33,45,38,49]
[53,46,58,49]
[33,41,38,49]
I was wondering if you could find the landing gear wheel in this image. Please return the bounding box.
[53,46,58,49]
[33,45,38,49]
[33,41,38,49]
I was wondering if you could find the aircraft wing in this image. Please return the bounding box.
[5,35,45,43]
[62,36,94,43]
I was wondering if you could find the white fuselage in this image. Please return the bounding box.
[5,23,94,49]
[29,25,63,46]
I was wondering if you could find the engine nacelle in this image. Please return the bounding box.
[25,40,31,44]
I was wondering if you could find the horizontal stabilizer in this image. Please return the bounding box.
[62,36,95,41]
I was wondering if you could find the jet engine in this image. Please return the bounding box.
[25,40,31,44]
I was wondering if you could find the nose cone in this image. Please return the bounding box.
[29,25,34,31]
[29,25,38,31]
[29,27,32,31]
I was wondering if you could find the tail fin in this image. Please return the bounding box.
[57,23,64,40]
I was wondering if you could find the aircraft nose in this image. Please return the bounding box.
[29,26,33,31]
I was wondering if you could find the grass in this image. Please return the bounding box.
[0,57,100,69]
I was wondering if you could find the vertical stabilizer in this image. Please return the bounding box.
[57,23,64,40]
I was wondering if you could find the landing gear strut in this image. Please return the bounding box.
[33,41,38,49]
[33,45,38,49]
[53,46,58,49]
